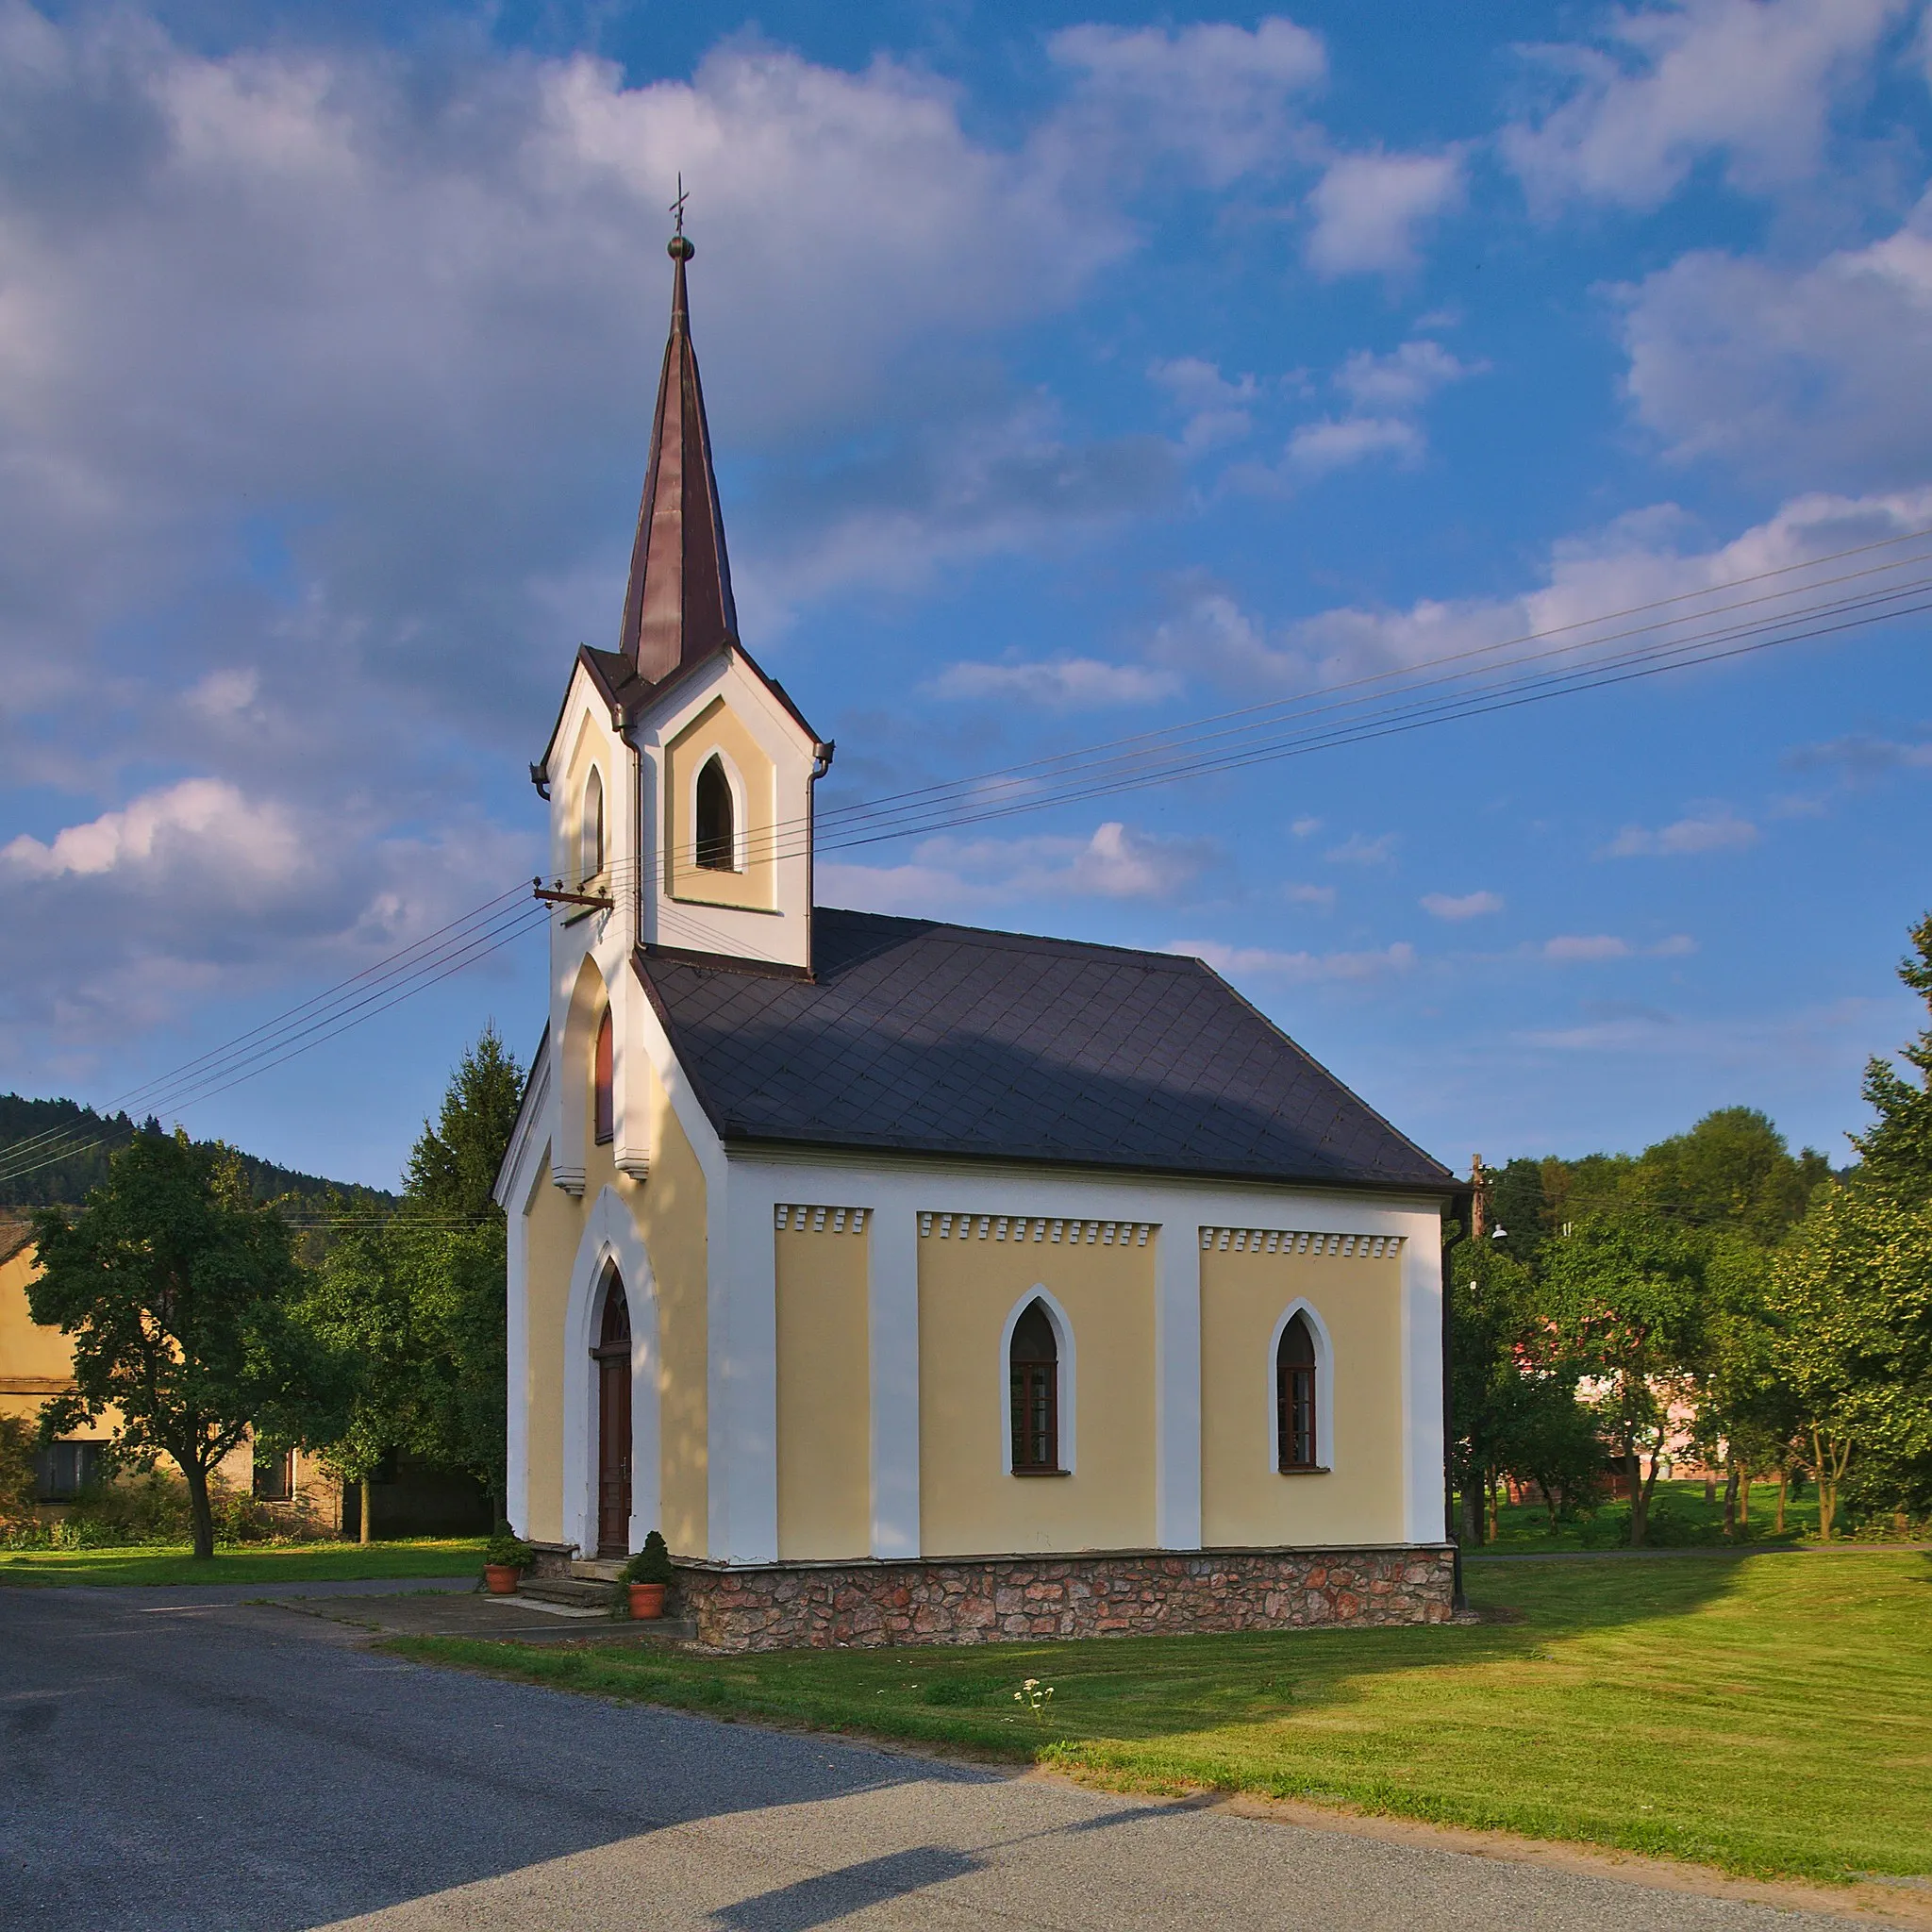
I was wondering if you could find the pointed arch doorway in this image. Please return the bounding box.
[591,1270,632,1557]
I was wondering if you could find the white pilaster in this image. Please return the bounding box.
[710,1164,780,1562]
[1154,1221,1203,1549]
[1400,1208,1448,1543]
[868,1206,922,1558]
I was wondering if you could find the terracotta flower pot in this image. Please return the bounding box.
[628,1581,668,1620]
[483,1563,522,1596]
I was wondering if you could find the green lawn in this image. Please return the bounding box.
[1479,1476,1824,1552]
[393,1550,1931,1885]
[0,1538,487,1588]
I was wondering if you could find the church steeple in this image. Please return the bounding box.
[617,229,739,682]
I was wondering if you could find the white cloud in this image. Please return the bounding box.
[1170,938,1417,983]
[1784,732,1932,777]
[1503,0,1907,212]
[1148,357,1259,454]
[1306,148,1464,277]
[1285,881,1338,909]
[1543,933,1632,962]
[1325,831,1398,866]
[820,820,1218,915]
[2,779,296,883]
[1049,17,1326,188]
[1603,809,1760,857]
[1424,890,1504,920]
[1291,817,1324,839]
[931,657,1182,707]
[1286,414,1424,476]
[1619,194,1932,489]
[1337,340,1484,411]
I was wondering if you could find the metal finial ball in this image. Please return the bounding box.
[668,234,694,261]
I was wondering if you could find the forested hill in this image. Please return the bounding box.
[0,1093,396,1211]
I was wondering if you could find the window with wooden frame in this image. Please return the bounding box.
[593,1007,614,1145]
[1276,1311,1321,1472]
[1008,1299,1060,1474]
[695,755,736,871]
[252,1445,293,1502]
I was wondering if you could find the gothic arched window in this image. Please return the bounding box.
[1008,1299,1059,1474]
[695,756,735,872]
[1276,1312,1319,1471]
[581,765,605,883]
[593,1007,614,1145]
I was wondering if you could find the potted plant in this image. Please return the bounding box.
[619,1530,675,1619]
[482,1528,533,1595]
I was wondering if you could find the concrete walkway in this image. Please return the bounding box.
[0,1579,1896,1932]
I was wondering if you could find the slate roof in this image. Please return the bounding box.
[637,908,1455,1192]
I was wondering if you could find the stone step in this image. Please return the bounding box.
[518,1575,617,1612]
[571,1558,627,1584]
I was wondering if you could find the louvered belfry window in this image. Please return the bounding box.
[1277,1312,1318,1470]
[1008,1300,1059,1473]
[593,1008,614,1145]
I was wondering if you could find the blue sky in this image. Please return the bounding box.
[2,0,1929,1189]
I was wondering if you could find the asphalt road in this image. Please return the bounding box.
[0,1580,1872,1932]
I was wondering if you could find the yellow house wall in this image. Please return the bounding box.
[663,697,776,913]
[1200,1246,1406,1547]
[917,1224,1156,1557]
[774,1219,871,1559]
[0,1241,74,1426]
[520,1038,710,1555]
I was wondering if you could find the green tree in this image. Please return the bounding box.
[27,1132,343,1558]
[1544,1212,1707,1546]
[1636,1107,1829,1245]
[405,1023,525,1219]
[1769,1182,1932,1537]
[0,1412,37,1526]
[1854,911,1932,1207]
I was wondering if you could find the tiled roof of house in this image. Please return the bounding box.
[638,908,1454,1191]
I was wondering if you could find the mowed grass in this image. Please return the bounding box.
[0,1538,486,1588]
[393,1551,1932,1885]
[1483,1475,1824,1552]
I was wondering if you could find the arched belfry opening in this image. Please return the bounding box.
[591,1270,632,1556]
[580,765,604,882]
[695,755,735,871]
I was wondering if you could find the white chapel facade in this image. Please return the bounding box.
[494,233,1459,1650]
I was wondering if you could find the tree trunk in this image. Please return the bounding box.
[1723,1459,1740,1539]
[1459,1480,1483,1547]
[1776,1469,1788,1534]
[183,1458,216,1561]
[1813,1429,1836,1541]
[359,1476,373,1547]
[1626,1448,1646,1546]
[1486,1471,1500,1542]
[1740,1470,1751,1526]
[1704,1474,1717,1504]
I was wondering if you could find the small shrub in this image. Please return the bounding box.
[483,1528,534,1570]
[620,1530,675,1586]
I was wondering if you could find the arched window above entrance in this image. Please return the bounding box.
[593,1008,614,1145]
[695,755,736,871]
[597,1271,630,1351]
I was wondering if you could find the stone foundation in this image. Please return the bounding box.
[670,1544,1454,1653]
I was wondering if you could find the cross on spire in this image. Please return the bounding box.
[670,174,689,239]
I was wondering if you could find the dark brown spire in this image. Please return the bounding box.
[616,233,739,680]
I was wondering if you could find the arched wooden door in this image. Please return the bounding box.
[591,1272,632,1557]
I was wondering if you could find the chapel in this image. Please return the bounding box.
[494,230,1460,1651]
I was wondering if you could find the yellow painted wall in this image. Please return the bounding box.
[0,1238,75,1427]
[1199,1245,1405,1547]
[774,1219,871,1559]
[663,697,776,913]
[520,1040,710,1555]
[918,1221,1156,1557]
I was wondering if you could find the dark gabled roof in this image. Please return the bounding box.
[637,908,1455,1192]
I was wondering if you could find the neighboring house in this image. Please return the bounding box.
[496,234,1461,1653]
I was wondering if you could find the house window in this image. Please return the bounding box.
[1276,1312,1320,1471]
[253,1445,293,1502]
[695,756,736,871]
[33,1441,102,1501]
[593,1007,614,1144]
[1008,1299,1059,1474]
[581,766,605,882]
